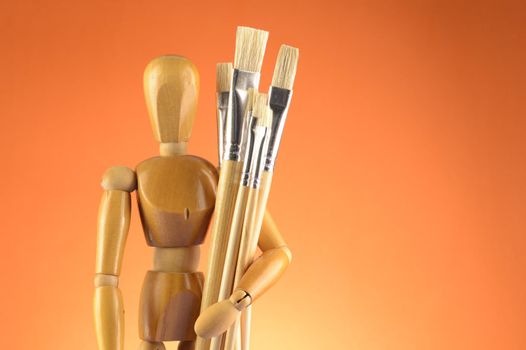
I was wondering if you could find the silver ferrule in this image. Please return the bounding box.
[242,121,270,189]
[240,116,257,187]
[264,86,293,172]
[216,91,229,166]
[251,128,270,188]
[224,69,261,161]
[239,112,253,166]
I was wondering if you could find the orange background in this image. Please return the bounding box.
[1,0,525,349]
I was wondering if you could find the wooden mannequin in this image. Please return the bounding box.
[94,55,291,350]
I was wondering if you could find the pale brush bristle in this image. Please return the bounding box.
[216,63,233,92]
[234,26,269,73]
[272,45,299,90]
[253,93,271,127]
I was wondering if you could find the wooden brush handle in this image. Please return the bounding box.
[219,185,250,301]
[198,160,243,350]
[233,188,262,286]
[197,171,291,350]
[239,171,272,350]
[216,185,250,350]
[224,186,260,350]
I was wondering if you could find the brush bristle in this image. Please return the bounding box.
[234,26,269,73]
[216,63,233,92]
[254,93,271,127]
[272,45,299,90]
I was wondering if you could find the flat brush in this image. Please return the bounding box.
[198,26,269,350]
[216,63,233,167]
[240,44,299,350]
[225,26,269,162]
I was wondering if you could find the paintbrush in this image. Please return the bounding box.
[195,94,272,346]
[223,93,272,350]
[216,62,233,167]
[198,26,269,350]
[218,88,257,299]
[239,44,299,350]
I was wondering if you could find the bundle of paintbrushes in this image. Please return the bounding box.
[198,26,299,350]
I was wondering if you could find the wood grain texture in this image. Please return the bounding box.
[224,186,260,350]
[197,170,291,350]
[153,246,200,273]
[94,286,124,350]
[95,190,131,275]
[218,185,249,302]
[235,247,291,301]
[197,160,243,350]
[139,271,204,342]
[240,171,289,350]
[258,208,288,252]
[136,156,218,248]
[143,56,200,143]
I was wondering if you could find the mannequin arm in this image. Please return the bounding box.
[234,210,291,302]
[94,166,136,350]
[195,210,291,338]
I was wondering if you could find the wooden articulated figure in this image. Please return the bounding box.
[93,55,291,350]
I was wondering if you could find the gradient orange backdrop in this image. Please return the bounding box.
[1,0,525,349]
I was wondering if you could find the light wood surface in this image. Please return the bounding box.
[239,171,289,350]
[143,56,199,143]
[94,167,134,350]
[139,271,204,342]
[94,274,119,287]
[195,172,292,344]
[237,171,271,350]
[236,247,291,300]
[197,160,243,350]
[101,166,137,192]
[240,308,251,350]
[136,156,218,248]
[258,207,288,252]
[159,142,188,156]
[195,290,250,339]
[95,189,131,275]
[218,185,249,302]
[223,186,260,350]
[153,246,200,273]
[94,286,125,350]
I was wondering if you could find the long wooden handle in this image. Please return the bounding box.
[215,184,250,350]
[240,307,251,350]
[219,185,250,301]
[239,171,273,350]
[198,160,243,350]
[224,184,262,350]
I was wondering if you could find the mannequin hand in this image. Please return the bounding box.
[194,290,251,338]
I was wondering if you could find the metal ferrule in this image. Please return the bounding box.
[224,69,261,161]
[216,91,229,166]
[250,128,270,188]
[241,119,270,189]
[239,112,253,166]
[264,86,293,172]
[240,116,256,187]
